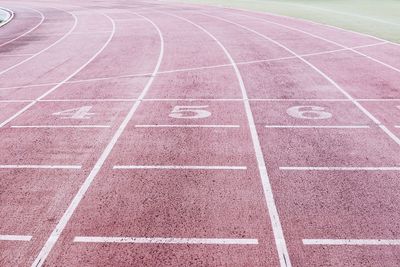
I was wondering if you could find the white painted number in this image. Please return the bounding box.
[287,106,332,120]
[169,105,211,119]
[52,106,95,119]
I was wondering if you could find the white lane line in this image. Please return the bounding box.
[74,236,258,245]
[32,12,164,267]
[201,13,400,147]
[0,165,81,169]
[134,124,240,128]
[265,125,370,129]
[0,11,78,77]
[280,166,400,171]
[303,239,400,246]
[0,7,45,48]
[0,235,32,241]
[164,12,292,267]
[113,165,247,170]
[395,125,400,128]
[0,53,35,57]
[11,125,110,128]
[0,12,114,128]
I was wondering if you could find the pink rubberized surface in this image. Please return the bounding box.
[1,1,400,266]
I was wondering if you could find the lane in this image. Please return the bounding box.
[165,6,400,267]
[38,10,283,267]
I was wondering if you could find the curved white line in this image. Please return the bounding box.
[199,12,400,146]
[162,11,292,267]
[0,7,45,48]
[0,6,14,28]
[31,11,164,267]
[0,9,77,76]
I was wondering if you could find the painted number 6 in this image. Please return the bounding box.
[287,106,332,120]
[169,105,211,119]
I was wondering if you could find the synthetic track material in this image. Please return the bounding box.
[0,1,400,266]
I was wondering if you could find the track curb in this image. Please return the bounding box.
[0,7,14,28]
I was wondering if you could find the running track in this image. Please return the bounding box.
[1,1,400,266]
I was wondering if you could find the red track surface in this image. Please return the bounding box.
[1,1,400,266]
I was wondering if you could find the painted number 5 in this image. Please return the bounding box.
[169,105,211,119]
[287,106,332,120]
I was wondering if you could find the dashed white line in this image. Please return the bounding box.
[11,125,110,128]
[74,236,258,245]
[0,235,32,241]
[265,125,370,129]
[280,166,400,171]
[303,239,400,246]
[134,124,240,128]
[113,165,247,170]
[0,165,81,169]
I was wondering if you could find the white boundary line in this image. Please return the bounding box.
[0,165,81,169]
[11,125,110,128]
[0,7,45,48]
[32,12,164,267]
[74,236,258,245]
[113,165,247,170]
[134,124,240,128]
[163,11,292,267]
[265,125,370,129]
[280,166,400,171]
[0,235,32,241]
[303,239,400,246]
[200,13,400,147]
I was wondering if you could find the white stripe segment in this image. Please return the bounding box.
[265,125,369,129]
[113,165,247,170]
[280,166,400,171]
[74,236,258,245]
[134,124,240,128]
[0,165,81,169]
[11,125,110,128]
[0,235,32,241]
[303,239,400,246]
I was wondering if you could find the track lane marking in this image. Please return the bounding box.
[134,124,240,128]
[0,165,81,169]
[113,165,247,170]
[0,235,32,241]
[74,236,258,245]
[280,166,400,171]
[303,239,400,245]
[0,10,78,76]
[11,125,110,128]
[232,12,400,74]
[0,7,45,48]
[0,12,115,128]
[265,125,370,129]
[163,11,292,267]
[199,13,400,147]
[0,42,383,92]
[32,12,163,267]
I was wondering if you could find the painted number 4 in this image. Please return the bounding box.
[169,105,211,119]
[52,106,95,119]
[287,106,332,120]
